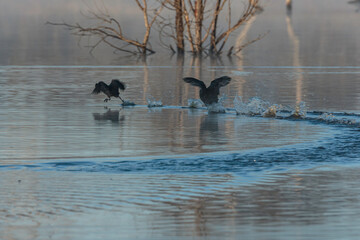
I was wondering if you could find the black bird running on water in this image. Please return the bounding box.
[92,79,126,103]
[183,76,231,106]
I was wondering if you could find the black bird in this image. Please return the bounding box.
[183,76,231,106]
[92,79,126,102]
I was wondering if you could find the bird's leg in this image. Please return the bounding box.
[118,96,125,103]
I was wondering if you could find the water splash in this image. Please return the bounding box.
[318,113,358,125]
[234,96,315,119]
[262,105,278,118]
[290,101,307,118]
[233,96,248,115]
[122,100,136,106]
[207,102,226,113]
[147,96,163,108]
[218,93,228,104]
[234,96,271,116]
[319,113,335,121]
[187,99,204,108]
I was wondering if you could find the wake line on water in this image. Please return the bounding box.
[184,95,360,127]
[118,93,360,127]
[2,96,360,173]
[8,127,360,174]
[232,96,360,127]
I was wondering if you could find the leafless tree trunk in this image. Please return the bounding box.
[175,0,185,54]
[209,0,222,54]
[194,0,204,54]
[161,0,262,55]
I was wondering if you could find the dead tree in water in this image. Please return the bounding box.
[47,1,164,55]
[175,0,185,53]
[194,0,205,54]
[209,0,222,54]
[160,0,262,55]
[48,0,262,56]
[286,0,292,11]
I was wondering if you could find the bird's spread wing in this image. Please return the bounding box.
[92,86,101,94]
[92,82,111,96]
[209,76,231,90]
[183,77,206,89]
[110,79,126,91]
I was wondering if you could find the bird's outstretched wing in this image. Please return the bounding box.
[92,81,110,96]
[183,77,206,89]
[110,79,126,91]
[208,76,231,90]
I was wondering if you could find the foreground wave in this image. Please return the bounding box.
[2,96,360,173]
[3,114,359,174]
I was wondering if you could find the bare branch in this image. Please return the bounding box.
[47,0,163,55]
[215,0,259,46]
[207,0,228,53]
[233,31,268,55]
[134,0,145,11]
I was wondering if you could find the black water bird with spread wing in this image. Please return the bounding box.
[92,79,126,103]
[183,76,231,106]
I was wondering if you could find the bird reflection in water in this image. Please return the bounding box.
[198,114,228,149]
[93,107,125,124]
[200,115,220,133]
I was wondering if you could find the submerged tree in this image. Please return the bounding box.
[159,0,263,55]
[174,0,185,54]
[48,0,264,56]
[47,0,164,55]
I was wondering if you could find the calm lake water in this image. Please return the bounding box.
[1,0,360,239]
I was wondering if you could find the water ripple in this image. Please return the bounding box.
[10,125,358,174]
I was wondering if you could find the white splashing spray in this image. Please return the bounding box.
[146,95,163,108]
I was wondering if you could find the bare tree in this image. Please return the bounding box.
[47,1,164,55]
[48,0,263,56]
[209,0,222,54]
[175,0,185,54]
[194,0,205,54]
[211,0,261,55]
[159,0,263,55]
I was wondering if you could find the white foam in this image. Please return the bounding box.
[262,105,278,118]
[234,96,271,116]
[318,113,358,125]
[146,96,163,108]
[187,99,204,108]
[207,102,226,113]
[290,102,307,118]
